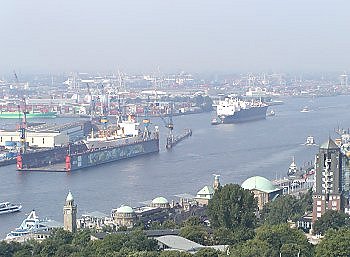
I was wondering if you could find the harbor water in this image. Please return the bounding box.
[1,95,350,238]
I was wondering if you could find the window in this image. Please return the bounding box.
[317,201,322,205]
[317,207,322,212]
[332,201,337,207]
[0,137,2,142]
[42,138,45,144]
[317,212,322,218]
[32,138,34,144]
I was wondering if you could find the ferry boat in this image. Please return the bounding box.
[17,115,160,172]
[0,202,22,214]
[5,210,48,240]
[216,96,268,124]
[305,136,316,146]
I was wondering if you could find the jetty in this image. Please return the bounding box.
[166,129,192,149]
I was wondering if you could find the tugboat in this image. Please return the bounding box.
[0,202,22,214]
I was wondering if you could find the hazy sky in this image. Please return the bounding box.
[1,0,350,74]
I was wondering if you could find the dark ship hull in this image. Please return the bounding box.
[219,106,268,124]
[17,138,159,172]
[66,138,159,171]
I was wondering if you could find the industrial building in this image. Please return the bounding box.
[0,122,89,148]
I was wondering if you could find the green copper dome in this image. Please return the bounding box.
[116,205,134,213]
[241,176,278,193]
[152,197,169,204]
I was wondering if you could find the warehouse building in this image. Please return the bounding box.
[0,122,88,148]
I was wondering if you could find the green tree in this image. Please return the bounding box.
[212,226,255,246]
[255,224,312,257]
[207,184,257,230]
[313,210,350,235]
[72,229,91,247]
[194,248,220,257]
[315,228,350,257]
[123,230,158,251]
[260,195,304,225]
[182,216,201,227]
[159,251,192,257]
[180,225,210,245]
[230,239,272,257]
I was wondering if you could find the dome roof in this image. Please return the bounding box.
[152,197,169,204]
[66,191,74,202]
[116,205,134,213]
[241,176,278,193]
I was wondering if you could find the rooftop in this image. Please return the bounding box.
[320,138,339,149]
[155,235,203,252]
[241,176,280,193]
[152,196,169,205]
[197,185,215,196]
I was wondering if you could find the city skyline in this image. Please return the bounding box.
[1,1,350,74]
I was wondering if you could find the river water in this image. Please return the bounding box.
[1,95,350,238]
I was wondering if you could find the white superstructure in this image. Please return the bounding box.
[5,210,62,241]
[216,96,265,117]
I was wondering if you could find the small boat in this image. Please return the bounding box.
[267,110,275,117]
[211,118,220,125]
[0,202,22,214]
[300,106,309,113]
[305,136,316,146]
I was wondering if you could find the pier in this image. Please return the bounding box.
[166,129,192,149]
[272,176,314,197]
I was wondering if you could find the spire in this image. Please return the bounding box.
[66,191,74,202]
[320,138,339,149]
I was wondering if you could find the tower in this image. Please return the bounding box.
[312,139,342,221]
[63,191,77,233]
[213,174,221,190]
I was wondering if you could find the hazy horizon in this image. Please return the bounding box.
[1,0,350,74]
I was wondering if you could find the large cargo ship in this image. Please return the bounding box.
[17,117,159,172]
[216,96,268,124]
[0,111,57,119]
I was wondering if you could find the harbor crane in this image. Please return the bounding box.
[86,82,96,116]
[14,71,28,154]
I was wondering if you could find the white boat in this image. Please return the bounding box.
[211,118,220,125]
[5,210,61,240]
[267,110,275,117]
[0,202,22,214]
[305,136,316,146]
[300,106,309,113]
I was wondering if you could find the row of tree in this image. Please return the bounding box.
[2,183,350,256]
